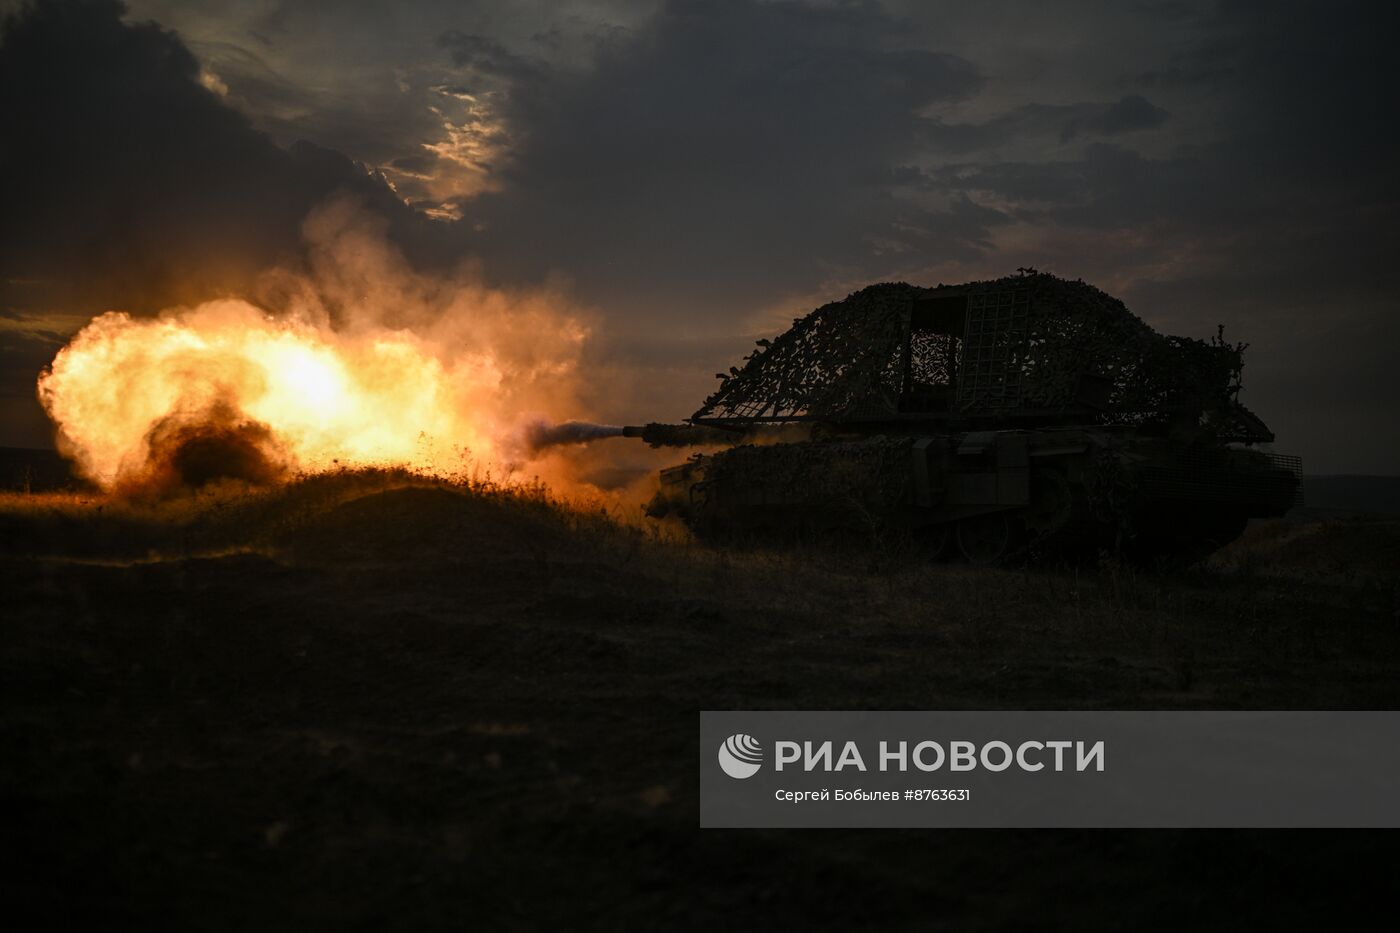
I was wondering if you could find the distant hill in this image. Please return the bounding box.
[1303,475,1400,516]
[0,446,77,492]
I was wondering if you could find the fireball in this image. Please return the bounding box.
[38,297,574,492]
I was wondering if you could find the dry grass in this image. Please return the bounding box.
[12,469,1395,709]
[2,470,1398,929]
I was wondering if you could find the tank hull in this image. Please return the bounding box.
[646,429,1301,561]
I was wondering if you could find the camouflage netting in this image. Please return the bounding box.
[693,273,1269,441]
[696,283,913,422]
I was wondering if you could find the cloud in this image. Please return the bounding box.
[0,0,432,313]
[452,0,988,324]
[922,95,1170,155]
[438,30,543,83]
[1060,95,1169,141]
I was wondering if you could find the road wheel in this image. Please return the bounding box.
[957,512,1013,564]
[1025,468,1073,535]
[916,522,953,560]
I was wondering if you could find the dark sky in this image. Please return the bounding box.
[1,0,1397,472]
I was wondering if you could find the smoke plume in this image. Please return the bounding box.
[521,420,625,454]
[126,400,292,496]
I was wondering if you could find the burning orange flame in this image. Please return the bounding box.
[34,199,619,495]
[38,297,581,491]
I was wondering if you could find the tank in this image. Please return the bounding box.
[630,272,1301,562]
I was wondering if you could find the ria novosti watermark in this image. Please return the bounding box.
[701,711,1400,828]
[719,734,1104,777]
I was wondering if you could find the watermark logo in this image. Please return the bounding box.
[718,733,764,779]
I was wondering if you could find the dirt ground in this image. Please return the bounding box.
[2,471,1398,930]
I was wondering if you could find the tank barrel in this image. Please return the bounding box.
[622,423,736,448]
[523,420,735,453]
